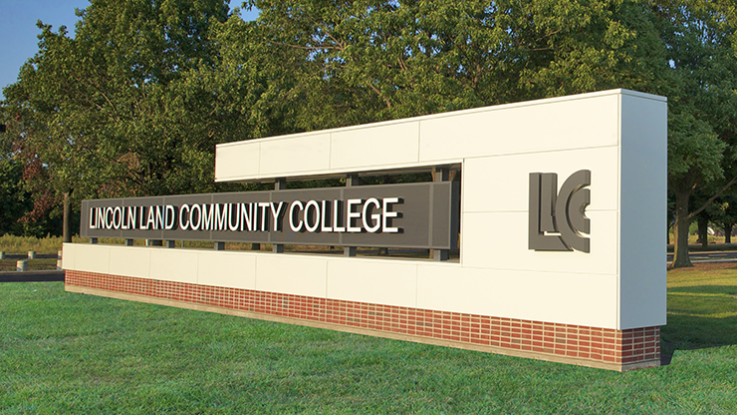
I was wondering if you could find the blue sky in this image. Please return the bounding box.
[0,0,258,99]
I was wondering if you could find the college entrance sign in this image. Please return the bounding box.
[63,89,666,371]
[81,181,459,249]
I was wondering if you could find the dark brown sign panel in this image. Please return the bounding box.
[80,181,460,250]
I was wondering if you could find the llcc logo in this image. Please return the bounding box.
[528,170,591,253]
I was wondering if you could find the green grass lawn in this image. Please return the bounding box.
[1,266,736,414]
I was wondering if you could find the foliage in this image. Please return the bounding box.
[3,0,737,253]
[241,0,667,131]
[0,122,62,237]
[1,0,238,240]
[0,156,33,236]
[659,0,737,266]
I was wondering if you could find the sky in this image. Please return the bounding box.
[0,0,259,99]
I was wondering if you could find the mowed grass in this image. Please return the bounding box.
[1,267,736,414]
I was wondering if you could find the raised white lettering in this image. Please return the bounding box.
[270,202,285,231]
[127,206,137,230]
[214,204,228,231]
[240,203,253,231]
[165,205,176,230]
[347,199,362,233]
[362,198,381,233]
[228,204,240,231]
[382,198,399,233]
[113,206,122,230]
[190,204,201,231]
[89,208,97,229]
[259,202,269,231]
[289,201,304,232]
[201,204,214,230]
[332,200,345,232]
[304,200,320,232]
[106,207,114,230]
[179,205,191,230]
[320,200,332,232]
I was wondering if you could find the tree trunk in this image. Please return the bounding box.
[62,191,72,243]
[697,215,708,248]
[672,188,693,268]
[725,223,733,244]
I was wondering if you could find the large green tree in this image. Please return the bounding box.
[2,0,233,241]
[658,0,737,267]
[242,0,666,129]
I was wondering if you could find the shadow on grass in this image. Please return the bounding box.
[661,285,737,365]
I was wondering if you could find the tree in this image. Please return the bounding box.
[657,1,737,267]
[0,136,33,236]
[243,0,666,129]
[2,0,233,241]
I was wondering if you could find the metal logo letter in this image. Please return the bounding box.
[529,170,591,253]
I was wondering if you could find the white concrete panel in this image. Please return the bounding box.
[462,210,618,275]
[463,147,619,213]
[259,133,331,176]
[326,259,418,307]
[619,94,668,329]
[108,246,151,279]
[215,142,260,181]
[61,243,76,270]
[71,244,110,274]
[330,122,420,170]
[197,251,257,289]
[149,248,199,284]
[419,93,620,162]
[255,254,328,298]
[417,265,618,328]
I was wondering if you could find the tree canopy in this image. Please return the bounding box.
[2,0,737,266]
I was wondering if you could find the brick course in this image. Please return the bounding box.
[65,270,660,371]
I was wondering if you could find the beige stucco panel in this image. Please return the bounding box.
[70,244,110,274]
[255,254,328,298]
[330,122,420,171]
[61,242,76,270]
[108,246,151,279]
[149,248,199,284]
[197,251,257,290]
[418,94,619,162]
[326,258,418,308]
[462,210,618,275]
[259,133,331,176]
[215,142,260,181]
[416,265,618,328]
[463,146,619,214]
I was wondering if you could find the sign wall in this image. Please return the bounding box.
[65,89,667,371]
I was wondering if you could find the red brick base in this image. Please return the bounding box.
[65,270,660,371]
